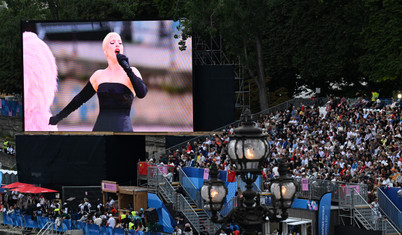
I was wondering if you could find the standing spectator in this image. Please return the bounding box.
[106,214,116,228]
[183,223,193,235]
[96,198,104,214]
[173,225,182,235]
[83,198,91,212]
[2,138,8,153]
[107,196,115,210]
[371,198,381,222]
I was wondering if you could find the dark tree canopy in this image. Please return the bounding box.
[1,0,402,111]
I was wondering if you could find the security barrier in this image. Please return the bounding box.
[2,213,163,235]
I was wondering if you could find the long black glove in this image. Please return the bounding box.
[49,82,96,125]
[116,53,148,98]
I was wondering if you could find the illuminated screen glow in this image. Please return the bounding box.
[23,20,193,133]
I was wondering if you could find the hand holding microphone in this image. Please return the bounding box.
[115,53,148,98]
[116,53,131,72]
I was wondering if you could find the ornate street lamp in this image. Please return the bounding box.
[201,163,228,222]
[201,109,297,235]
[269,160,297,220]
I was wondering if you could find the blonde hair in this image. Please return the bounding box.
[102,32,121,51]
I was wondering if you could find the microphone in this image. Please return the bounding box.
[116,52,130,70]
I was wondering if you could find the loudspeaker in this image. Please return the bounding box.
[145,207,158,223]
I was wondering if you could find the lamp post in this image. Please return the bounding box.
[201,109,296,235]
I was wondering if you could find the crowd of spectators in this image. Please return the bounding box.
[2,95,402,234]
[0,192,151,233]
[155,96,402,204]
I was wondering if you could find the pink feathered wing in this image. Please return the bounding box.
[23,32,58,131]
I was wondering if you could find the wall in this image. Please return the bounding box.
[0,116,22,138]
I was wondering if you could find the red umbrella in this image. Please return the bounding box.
[2,182,34,189]
[10,186,57,194]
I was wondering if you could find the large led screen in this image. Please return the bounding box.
[23,20,193,132]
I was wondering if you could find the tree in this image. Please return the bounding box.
[159,0,372,111]
[359,0,402,94]
[0,0,50,94]
[271,0,367,97]
[158,0,270,111]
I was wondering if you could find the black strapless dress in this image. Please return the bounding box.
[93,83,134,132]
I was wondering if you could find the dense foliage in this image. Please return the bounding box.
[1,0,401,112]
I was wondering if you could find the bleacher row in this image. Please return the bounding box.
[1,213,160,235]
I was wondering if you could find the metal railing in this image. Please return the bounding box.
[177,194,201,232]
[148,166,219,235]
[338,187,400,234]
[292,177,368,202]
[179,168,202,208]
[147,167,177,206]
[37,221,55,235]
[219,196,237,218]
[378,187,402,232]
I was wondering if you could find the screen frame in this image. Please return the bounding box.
[21,19,194,135]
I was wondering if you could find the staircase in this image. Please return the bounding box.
[37,221,55,235]
[178,168,219,234]
[338,187,400,234]
[353,205,376,230]
[147,167,219,235]
[181,192,210,230]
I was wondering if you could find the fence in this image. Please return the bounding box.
[178,168,202,208]
[292,177,368,202]
[337,187,400,234]
[2,212,166,235]
[378,187,402,231]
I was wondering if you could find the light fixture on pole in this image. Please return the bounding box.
[201,109,297,235]
[200,162,228,222]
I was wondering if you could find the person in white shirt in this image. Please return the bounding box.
[107,214,116,228]
[78,201,85,213]
[94,216,103,226]
[107,196,115,208]
[83,198,91,211]
[382,176,394,187]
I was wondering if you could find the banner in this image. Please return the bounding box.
[157,166,168,175]
[302,178,309,191]
[138,162,148,175]
[227,170,236,182]
[203,168,209,179]
[345,185,360,195]
[318,192,332,235]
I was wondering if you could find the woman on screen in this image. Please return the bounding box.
[49,32,148,132]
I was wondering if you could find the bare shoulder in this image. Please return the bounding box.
[131,67,143,79]
[89,69,105,91]
[90,69,105,81]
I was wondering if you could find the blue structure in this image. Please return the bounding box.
[2,213,167,235]
[378,187,402,230]
[0,98,22,117]
[182,167,238,204]
[147,193,176,233]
